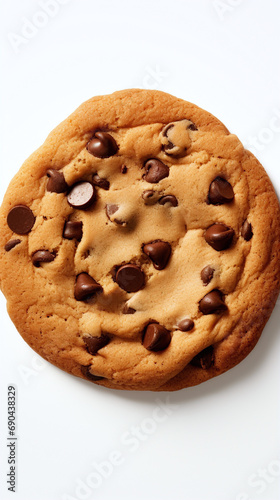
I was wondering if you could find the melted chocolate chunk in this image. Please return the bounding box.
[83,334,110,355]
[143,159,169,183]
[67,182,96,210]
[177,318,194,332]
[208,177,234,205]
[143,323,171,351]
[106,204,119,216]
[74,273,103,301]
[7,205,35,235]
[201,266,214,286]
[116,264,145,293]
[161,120,197,157]
[5,239,21,252]
[46,169,68,193]
[142,241,171,270]
[188,123,198,131]
[204,223,234,251]
[32,250,55,267]
[142,190,159,205]
[199,290,227,315]
[92,173,110,190]
[162,124,174,138]
[241,220,253,241]
[81,365,105,381]
[87,131,118,158]
[190,346,214,369]
[122,304,136,314]
[106,204,128,225]
[63,221,83,241]
[158,195,178,207]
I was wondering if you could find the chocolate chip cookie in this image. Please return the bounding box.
[0,89,280,391]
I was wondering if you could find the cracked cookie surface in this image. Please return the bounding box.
[0,89,280,391]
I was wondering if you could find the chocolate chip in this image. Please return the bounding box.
[177,318,194,332]
[190,346,214,369]
[46,169,68,193]
[7,205,35,235]
[92,173,110,190]
[142,241,171,270]
[158,195,178,207]
[5,239,21,252]
[162,125,182,156]
[143,159,169,183]
[87,131,118,158]
[82,249,91,259]
[67,182,96,210]
[161,120,197,157]
[122,304,136,314]
[63,221,83,241]
[188,123,198,131]
[143,323,171,352]
[201,266,214,286]
[162,124,174,138]
[106,204,119,217]
[32,250,55,267]
[81,365,104,381]
[121,165,127,174]
[116,264,145,293]
[105,204,118,219]
[204,223,234,251]
[208,177,234,205]
[74,273,103,301]
[105,204,126,226]
[83,334,110,355]
[199,290,227,315]
[241,220,253,241]
[141,190,159,205]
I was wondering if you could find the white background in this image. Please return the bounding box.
[0,1,280,499]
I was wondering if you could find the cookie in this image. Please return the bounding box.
[0,89,280,391]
